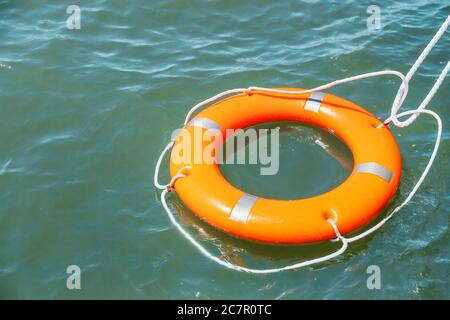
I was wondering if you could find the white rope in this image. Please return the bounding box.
[154,141,174,190]
[183,71,409,125]
[346,109,442,243]
[154,15,448,272]
[388,15,450,127]
[182,15,450,129]
[162,187,348,274]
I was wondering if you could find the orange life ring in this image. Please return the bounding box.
[169,89,402,244]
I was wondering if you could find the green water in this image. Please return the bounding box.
[0,0,449,299]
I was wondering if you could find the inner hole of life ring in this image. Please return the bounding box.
[219,121,354,200]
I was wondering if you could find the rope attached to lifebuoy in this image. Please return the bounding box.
[154,15,449,273]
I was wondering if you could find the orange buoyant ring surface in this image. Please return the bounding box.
[169,89,402,244]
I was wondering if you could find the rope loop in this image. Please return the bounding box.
[166,166,191,192]
[160,188,349,274]
[327,218,344,241]
[154,141,175,190]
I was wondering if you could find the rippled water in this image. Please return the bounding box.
[0,0,449,299]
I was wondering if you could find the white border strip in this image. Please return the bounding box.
[186,118,221,133]
[304,92,325,113]
[355,162,393,183]
[229,194,259,223]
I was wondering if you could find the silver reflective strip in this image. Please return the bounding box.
[355,162,393,183]
[229,194,259,223]
[186,118,221,133]
[304,92,325,113]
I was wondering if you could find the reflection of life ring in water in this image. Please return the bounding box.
[170,89,402,244]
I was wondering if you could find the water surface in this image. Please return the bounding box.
[0,0,449,299]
